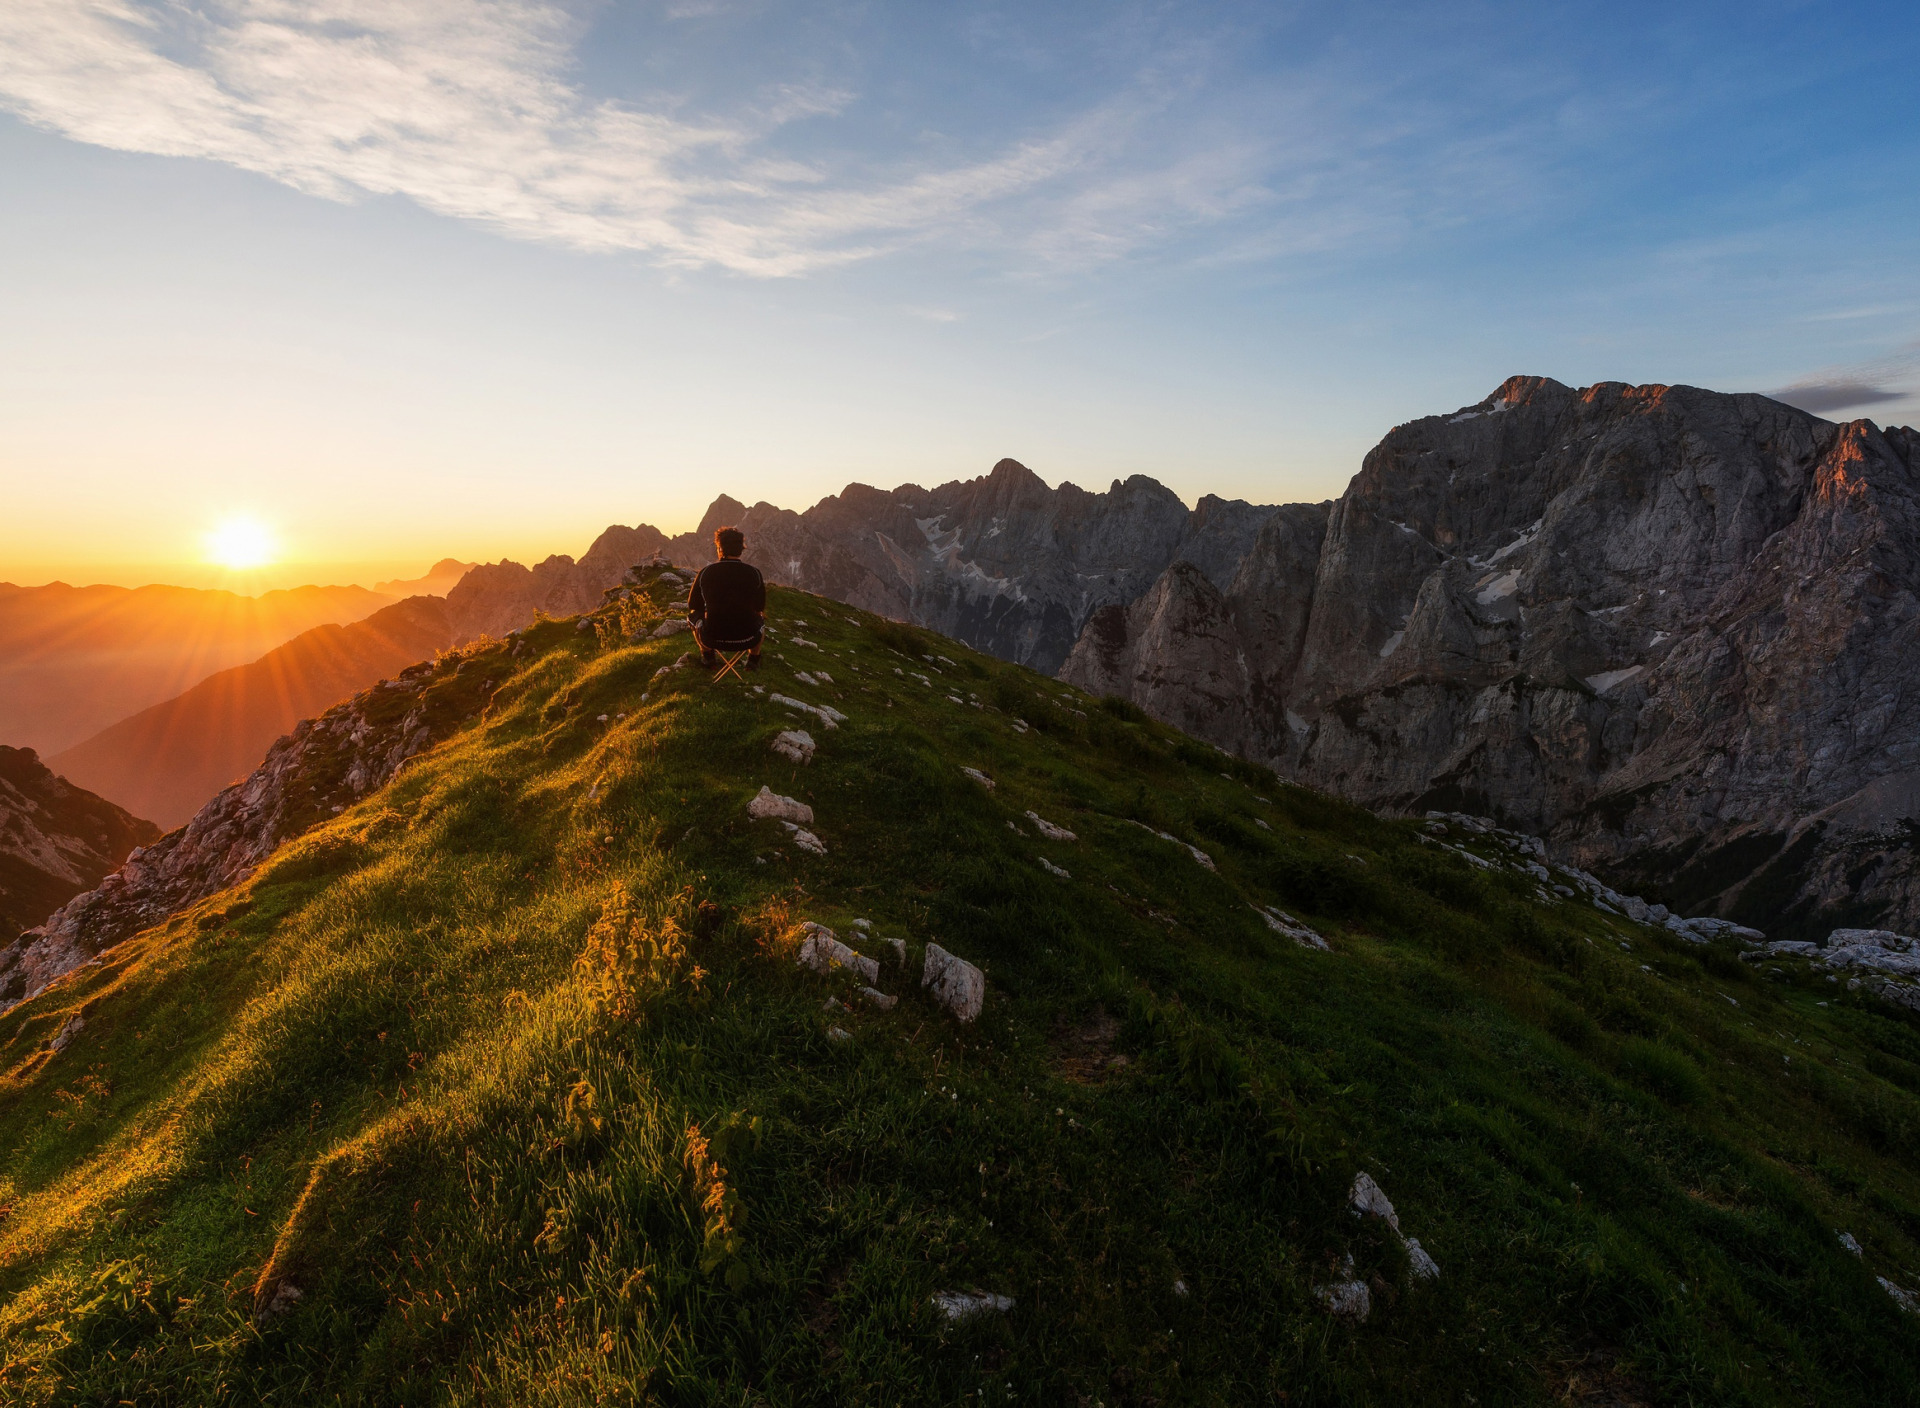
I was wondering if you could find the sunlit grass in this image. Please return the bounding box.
[0,573,1916,1403]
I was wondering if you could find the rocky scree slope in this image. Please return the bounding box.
[0,653,500,1012]
[1064,376,1920,940]
[49,595,460,830]
[0,745,157,946]
[3,573,1920,1402]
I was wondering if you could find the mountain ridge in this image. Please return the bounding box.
[1063,376,1920,940]
[2,570,1918,1401]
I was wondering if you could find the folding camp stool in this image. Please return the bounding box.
[705,633,761,683]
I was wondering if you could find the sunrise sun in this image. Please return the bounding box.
[205,514,277,570]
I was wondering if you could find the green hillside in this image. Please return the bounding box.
[3,568,1919,1405]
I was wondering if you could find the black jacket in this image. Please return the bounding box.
[688,558,766,640]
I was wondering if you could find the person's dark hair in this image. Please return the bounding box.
[714,526,744,558]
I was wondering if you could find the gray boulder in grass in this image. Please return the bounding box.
[796,922,878,983]
[922,943,984,1022]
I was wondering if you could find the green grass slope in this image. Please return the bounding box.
[3,571,1920,1405]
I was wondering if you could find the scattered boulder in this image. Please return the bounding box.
[859,986,898,1011]
[1829,928,1917,952]
[886,937,907,965]
[1349,1172,1401,1232]
[256,1278,304,1322]
[1025,811,1077,842]
[1314,1257,1371,1321]
[48,1013,85,1053]
[1125,819,1215,870]
[748,786,813,825]
[770,693,846,730]
[1253,905,1329,951]
[922,943,985,1022]
[1348,1171,1440,1281]
[796,923,879,983]
[961,767,995,790]
[931,1290,1014,1321]
[787,826,828,856]
[827,1026,853,1043]
[771,730,816,764]
[1040,857,1071,878]
[1404,1238,1441,1280]
[650,618,691,638]
[1881,1278,1920,1315]
[1840,1232,1864,1257]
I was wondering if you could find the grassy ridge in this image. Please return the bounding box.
[1,571,1918,1405]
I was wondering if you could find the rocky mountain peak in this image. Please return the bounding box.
[1064,377,1920,939]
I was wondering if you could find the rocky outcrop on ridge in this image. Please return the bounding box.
[0,655,500,1012]
[656,462,1275,675]
[442,525,669,644]
[433,464,1273,678]
[50,595,459,829]
[1063,376,1920,939]
[0,745,159,945]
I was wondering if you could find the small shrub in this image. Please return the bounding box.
[1178,1026,1250,1103]
[866,618,925,657]
[1619,1038,1707,1106]
[1545,998,1598,1049]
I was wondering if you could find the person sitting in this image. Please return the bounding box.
[687,525,766,670]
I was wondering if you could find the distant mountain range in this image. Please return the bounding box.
[0,580,400,755]
[11,377,1916,945]
[48,597,458,830]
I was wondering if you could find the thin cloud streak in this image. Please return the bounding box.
[1772,380,1908,415]
[0,1,1604,280]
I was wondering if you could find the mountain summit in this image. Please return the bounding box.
[1065,377,1920,939]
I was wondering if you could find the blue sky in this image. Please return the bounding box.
[2,0,1916,588]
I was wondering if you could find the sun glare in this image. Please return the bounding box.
[206,515,277,570]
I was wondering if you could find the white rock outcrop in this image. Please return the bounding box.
[770,694,847,730]
[961,768,995,790]
[796,923,879,983]
[1314,1257,1371,1321]
[931,1290,1014,1321]
[747,786,813,825]
[922,942,985,1022]
[771,730,816,764]
[1253,905,1329,951]
[1025,811,1077,842]
[1348,1171,1440,1281]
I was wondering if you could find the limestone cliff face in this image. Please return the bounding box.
[0,746,159,946]
[1063,377,1920,938]
[0,658,497,1012]
[662,461,1275,675]
[442,524,669,644]
[434,466,1275,679]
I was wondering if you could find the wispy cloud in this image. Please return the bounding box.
[0,0,1110,275]
[1772,380,1909,415]
[0,2,1671,280]
[1771,342,1920,417]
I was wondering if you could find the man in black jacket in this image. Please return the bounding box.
[687,525,766,670]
